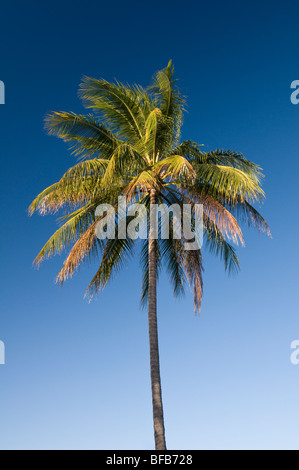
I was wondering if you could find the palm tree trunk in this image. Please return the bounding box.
[148,189,167,450]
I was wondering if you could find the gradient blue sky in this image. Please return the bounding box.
[0,0,298,450]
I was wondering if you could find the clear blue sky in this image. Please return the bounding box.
[0,0,298,450]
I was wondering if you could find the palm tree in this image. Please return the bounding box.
[29,62,270,450]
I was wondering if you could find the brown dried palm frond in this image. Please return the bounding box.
[56,219,101,285]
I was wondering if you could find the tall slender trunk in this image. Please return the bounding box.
[148,189,167,450]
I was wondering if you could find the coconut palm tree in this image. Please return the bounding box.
[29,62,270,450]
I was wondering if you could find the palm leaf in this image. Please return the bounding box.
[45,112,120,160]
[56,218,101,285]
[33,204,94,267]
[79,78,152,141]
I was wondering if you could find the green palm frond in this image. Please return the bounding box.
[33,204,94,267]
[79,78,153,141]
[30,159,111,214]
[86,230,135,298]
[169,140,204,159]
[29,183,59,215]
[100,143,148,189]
[154,154,196,181]
[45,112,120,160]
[124,170,162,201]
[148,61,185,153]
[205,223,240,274]
[193,164,265,202]
[201,149,263,178]
[160,233,203,312]
[142,108,162,162]
[230,199,271,236]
